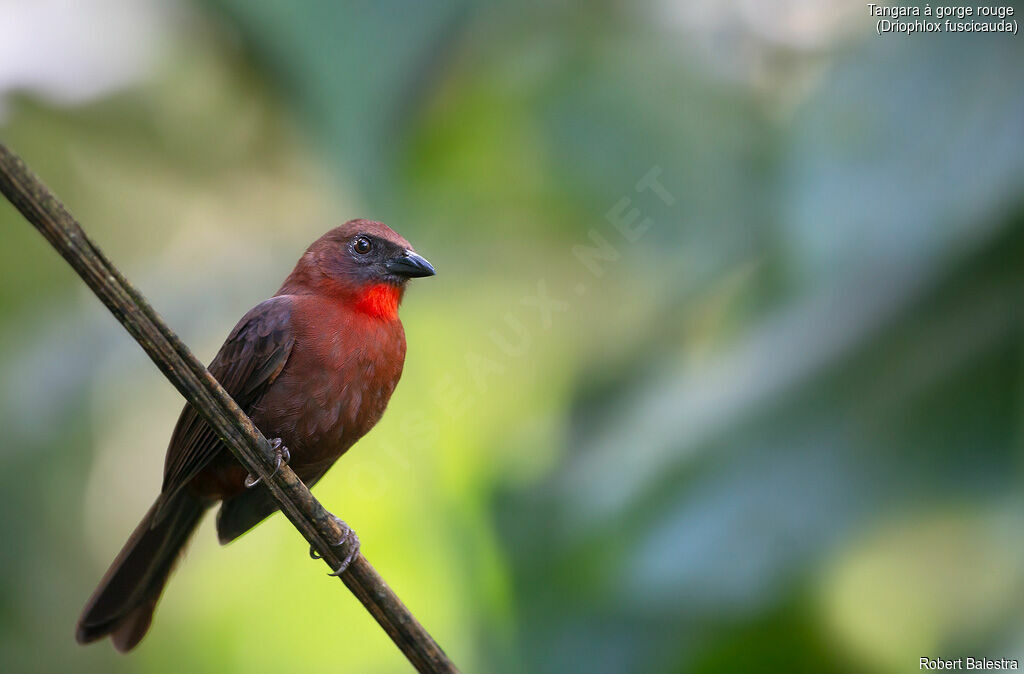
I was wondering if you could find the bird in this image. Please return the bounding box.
[76,219,435,652]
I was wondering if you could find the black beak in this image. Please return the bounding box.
[385,250,436,278]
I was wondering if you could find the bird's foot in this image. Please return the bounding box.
[244,438,291,488]
[309,515,361,576]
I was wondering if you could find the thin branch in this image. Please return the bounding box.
[0,142,457,674]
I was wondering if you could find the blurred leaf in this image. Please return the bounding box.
[491,26,1024,673]
[203,0,476,219]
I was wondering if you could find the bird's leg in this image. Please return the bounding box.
[244,437,290,488]
[309,515,361,576]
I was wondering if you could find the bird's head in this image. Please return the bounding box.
[281,219,435,320]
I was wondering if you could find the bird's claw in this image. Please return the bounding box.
[244,438,290,488]
[308,515,360,576]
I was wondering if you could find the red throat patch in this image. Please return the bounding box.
[353,284,402,320]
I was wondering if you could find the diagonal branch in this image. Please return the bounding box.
[0,142,457,674]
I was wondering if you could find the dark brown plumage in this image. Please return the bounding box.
[76,220,435,651]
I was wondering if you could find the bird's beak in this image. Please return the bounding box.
[385,250,436,278]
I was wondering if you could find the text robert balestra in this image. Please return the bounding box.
[921,657,1019,670]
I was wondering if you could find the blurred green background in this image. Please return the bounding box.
[2,1,1023,672]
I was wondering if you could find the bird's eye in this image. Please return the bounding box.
[354,236,372,255]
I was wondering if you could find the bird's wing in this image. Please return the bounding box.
[156,295,295,514]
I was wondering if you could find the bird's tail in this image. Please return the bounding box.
[76,491,206,652]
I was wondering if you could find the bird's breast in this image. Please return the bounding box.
[251,305,406,477]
